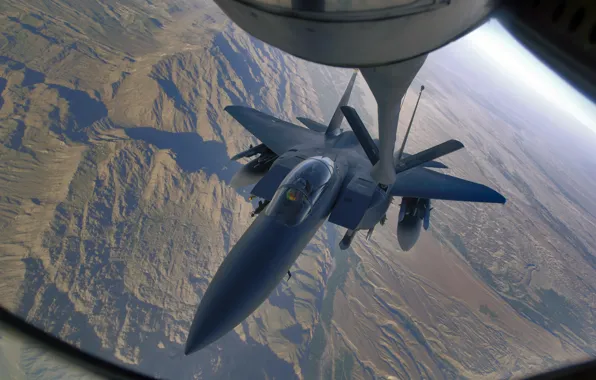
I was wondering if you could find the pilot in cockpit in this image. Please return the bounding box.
[285,188,302,202]
[265,157,334,226]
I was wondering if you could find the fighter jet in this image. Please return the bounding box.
[213,0,596,188]
[184,71,506,355]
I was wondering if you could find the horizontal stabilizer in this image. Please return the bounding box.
[394,140,463,175]
[399,152,448,169]
[391,167,506,203]
[340,106,379,165]
[297,117,327,133]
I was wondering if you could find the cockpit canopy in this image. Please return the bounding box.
[265,156,335,226]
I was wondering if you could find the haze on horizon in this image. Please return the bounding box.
[466,19,596,136]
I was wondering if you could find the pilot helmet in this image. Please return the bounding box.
[285,188,303,202]
[294,177,312,193]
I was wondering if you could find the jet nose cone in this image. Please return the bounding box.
[184,319,215,355]
[184,317,209,355]
[184,291,233,355]
[184,215,300,355]
[184,338,202,356]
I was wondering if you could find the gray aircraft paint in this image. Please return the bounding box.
[185,74,505,355]
[185,156,346,353]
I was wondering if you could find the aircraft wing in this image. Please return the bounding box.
[390,168,506,203]
[225,106,323,155]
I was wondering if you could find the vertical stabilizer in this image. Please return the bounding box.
[326,69,358,137]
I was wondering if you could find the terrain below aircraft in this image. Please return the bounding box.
[184,71,506,355]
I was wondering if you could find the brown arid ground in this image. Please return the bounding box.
[1,1,596,379]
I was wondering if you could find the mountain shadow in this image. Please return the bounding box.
[125,127,241,185]
[0,77,6,110]
[47,84,107,142]
[0,55,46,87]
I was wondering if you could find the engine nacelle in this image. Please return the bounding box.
[397,197,431,251]
[230,149,278,189]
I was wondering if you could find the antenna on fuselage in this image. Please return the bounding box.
[395,85,424,163]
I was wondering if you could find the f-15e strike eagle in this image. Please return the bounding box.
[184,70,506,355]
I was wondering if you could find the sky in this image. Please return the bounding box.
[464,19,596,135]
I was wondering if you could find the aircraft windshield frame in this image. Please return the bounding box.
[265,157,334,226]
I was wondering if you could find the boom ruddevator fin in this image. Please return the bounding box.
[326,69,358,137]
[394,139,463,175]
[340,105,448,171]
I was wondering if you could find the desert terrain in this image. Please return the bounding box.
[1,1,596,379]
